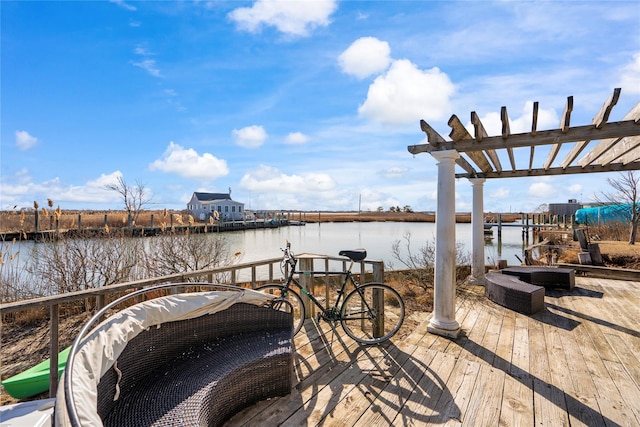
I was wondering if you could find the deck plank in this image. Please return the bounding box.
[223,277,640,427]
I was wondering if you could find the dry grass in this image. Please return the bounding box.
[0,210,525,234]
[0,209,193,234]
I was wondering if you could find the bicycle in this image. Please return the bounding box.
[256,241,405,345]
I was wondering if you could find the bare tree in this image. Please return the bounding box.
[594,171,640,244]
[105,175,151,226]
[390,232,470,290]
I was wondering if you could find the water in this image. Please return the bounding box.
[4,221,527,284]
[222,221,527,267]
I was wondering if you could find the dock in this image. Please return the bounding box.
[228,276,640,426]
[0,219,289,241]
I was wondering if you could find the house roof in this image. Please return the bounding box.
[194,192,231,201]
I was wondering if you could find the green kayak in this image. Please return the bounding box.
[1,346,70,399]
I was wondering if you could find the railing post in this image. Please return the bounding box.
[324,258,330,309]
[49,303,59,398]
[299,257,314,319]
[251,266,257,288]
[372,260,384,283]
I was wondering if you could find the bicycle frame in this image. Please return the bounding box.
[280,246,360,317]
[262,242,405,344]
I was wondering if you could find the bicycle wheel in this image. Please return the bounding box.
[255,284,305,336]
[340,283,405,344]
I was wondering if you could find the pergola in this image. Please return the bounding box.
[407,88,640,338]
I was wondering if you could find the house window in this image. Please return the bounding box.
[232,206,236,213]
[225,206,229,212]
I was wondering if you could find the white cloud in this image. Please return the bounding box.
[528,180,556,199]
[358,59,455,125]
[15,130,38,150]
[0,170,125,208]
[338,37,391,79]
[489,187,511,199]
[131,45,162,77]
[233,125,268,148]
[618,52,640,96]
[380,167,408,179]
[109,0,136,11]
[149,142,229,180]
[131,58,162,78]
[285,132,309,144]
[239,165,335,193]
[568,184,583,194]
[228,0,337,36]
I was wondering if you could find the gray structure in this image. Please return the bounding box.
[548,199,583,217]
[187,191,244,221]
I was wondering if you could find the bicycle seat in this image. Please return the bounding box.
[338,249,367,262]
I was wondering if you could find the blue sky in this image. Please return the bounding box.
[2,0,639,214]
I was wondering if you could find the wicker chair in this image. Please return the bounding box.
[55,284,293,427]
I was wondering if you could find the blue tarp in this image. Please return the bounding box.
[574,203,635,225]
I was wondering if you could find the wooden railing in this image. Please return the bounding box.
[0,254,384,398]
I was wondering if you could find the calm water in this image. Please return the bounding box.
[7,221,528,283]
[223,221,527,268]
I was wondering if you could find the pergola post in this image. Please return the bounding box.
[469,178,486,285]
[428,149,461,338]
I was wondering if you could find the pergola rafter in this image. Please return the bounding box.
[409,88,640,179]
[408,88,640,339]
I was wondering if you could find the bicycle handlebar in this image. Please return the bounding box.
[281,240,296,268]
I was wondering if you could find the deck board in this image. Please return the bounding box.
[226,276,640,426]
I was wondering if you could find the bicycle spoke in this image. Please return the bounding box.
[340,283,405,344]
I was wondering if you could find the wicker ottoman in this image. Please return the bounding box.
[485,272,545,314]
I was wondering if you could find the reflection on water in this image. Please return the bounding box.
[8,221,528,283]
[224,221,527,268]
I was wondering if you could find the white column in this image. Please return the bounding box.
[428,150,461,338]
[469,178,486,285]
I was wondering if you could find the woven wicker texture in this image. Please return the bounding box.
[95,303,292,426]
[501,266,575,290]
[485,272,545,315]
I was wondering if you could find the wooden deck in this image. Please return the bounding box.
[227,277,640,426]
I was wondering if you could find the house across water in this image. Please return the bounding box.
[187,190,245,222]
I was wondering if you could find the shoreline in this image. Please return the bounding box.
[284,211,522,224]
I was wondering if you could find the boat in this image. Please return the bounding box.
[289,220,306,226]
[1,346,70,399]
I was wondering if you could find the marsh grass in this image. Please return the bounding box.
[0,209,192,234]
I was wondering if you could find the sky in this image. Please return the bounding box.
[2,0,639,214]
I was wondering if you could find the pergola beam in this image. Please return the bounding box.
[449,115,493,173]
[544,96,573,169]
[577,102,640,167]
[471,111,502,172]
[561,88,621,169]
[417,119,478,175]
[440,120,639,152]
[455,161,640,179]
[501,107,517,169]
[529,102,538,170]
